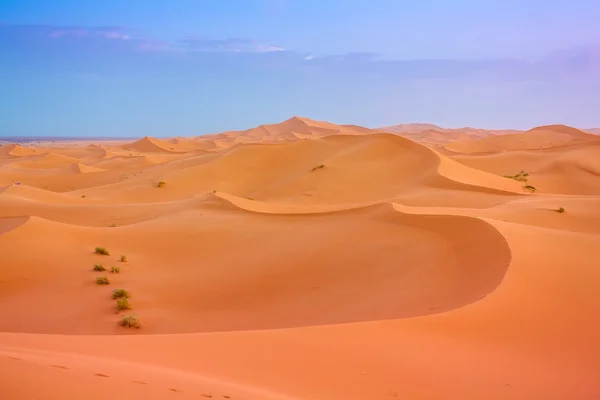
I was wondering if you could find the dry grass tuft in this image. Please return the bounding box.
[95,247,110,255]
[116,297,131,312]
[112,288,130,299]
[120,314,141,329]
[96,276,110,285]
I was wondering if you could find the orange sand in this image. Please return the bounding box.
[1,117,599,399]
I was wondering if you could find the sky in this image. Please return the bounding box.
[1,0,600,137]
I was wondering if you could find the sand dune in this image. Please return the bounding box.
[62,162,105,174]
[1,117,600,399]
[378,124,523,146]
[448,134,600,195]
[11,153,81,169]
[206,116,372,146]
[0,143,43,157]
[0,203,511,334]
[445,124,599,153]
[378,123,444,133]
[73,133,523,206]
[122,136,186,153]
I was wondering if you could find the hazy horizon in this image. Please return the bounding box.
[2,0,600,137]
[1,116,599,141]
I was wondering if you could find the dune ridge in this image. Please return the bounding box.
[1,117,600,399]
[121,136,184,153]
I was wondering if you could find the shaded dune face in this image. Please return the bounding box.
[0,216,29,235]
[0,204,511,334]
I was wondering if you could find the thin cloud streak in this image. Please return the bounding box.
[1,24,599,82]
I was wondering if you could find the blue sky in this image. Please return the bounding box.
[1,0,600,136]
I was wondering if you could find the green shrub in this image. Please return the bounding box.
[96,276,109,285]
[112,288,130,299]
[120,314,141,329]
[311,164,325,171]
[116,297,131,311]
[93,264,105,272]
[157,181,165,188]
[557,207,565,213]
[95,247,110,255]
[504,170,530,182]
[524,185,537,192]
[120,255,127,263]
[110,266,120,274]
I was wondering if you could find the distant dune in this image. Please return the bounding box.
[377,124,523,146]
[0,144,41,157]
[1,116,600,400]
[445,124,598,154]
[121,136,183,153]
[203,116,372,147]
[377,123,444,133]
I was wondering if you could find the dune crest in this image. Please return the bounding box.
[121,136,183,153]
[0,144,42,157]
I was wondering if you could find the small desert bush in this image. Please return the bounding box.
[120,255,127,263]
[112,288,130,299]
[524,185,537,192]
[110,266,120,273]
[311,164,325,171]
[93,264,105,272]
[96,276,110,285]
[504,170,530,182]
[120,314,141,329]
[95,247,110,255]
[557,207,565,213]
[108,223,116,227]
[81,195,86,198]
[116,297,131,311]
[157,181,166,188]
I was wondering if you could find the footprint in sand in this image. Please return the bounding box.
[7,356,22,361]
[95,373,110,378]
[51,365,69,369]
[132,380,147,385]
[169,388,182,393]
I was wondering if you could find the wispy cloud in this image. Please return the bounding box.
[178,37,284,53]
[0,24,283,54]
[48,27,131,40]
[0,24,132,41]
[256,44,285,53]
[2,23,599,82]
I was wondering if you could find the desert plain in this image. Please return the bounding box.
[1,117,599,399]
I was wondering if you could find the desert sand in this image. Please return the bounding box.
[378,123,523,147]
[1,117,599,399]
